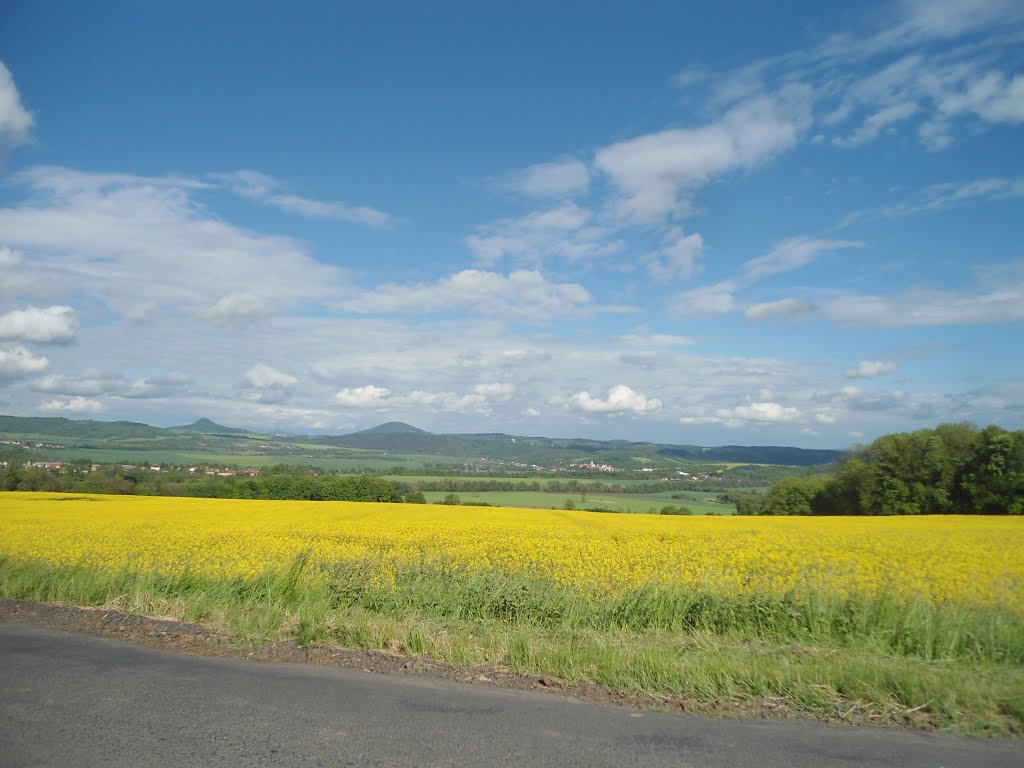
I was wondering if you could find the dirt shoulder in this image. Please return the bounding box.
[0,598,941,731]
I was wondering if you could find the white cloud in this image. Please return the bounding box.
[727,402,801,422]
[217,170,392,228]
[407,390,489,413]
[823,50,1024,151]
[671,68,708,88]
[647,227,704,281]
[466,203,622,267]
[0,344,48,378]
[819,0,1023,60]
[244,364,299,389]
[333,382,503,415]
[473,382,515,400]
[594,85,813,222]
[31,370,193,400]
[616,329,696,347]
[499,158,591,198]
[824,285,1024,327]
[745,298,817,321]
[0,246,22,270]
[0,305,78,344]
[343,269,591,322]
[38,396,103,413]
[839,176,1024,226]
[523,407,541,417]
[744,237,863,280]
[682,400,801,426]
[0,167,346,324]
[568,384,662,415]
[845,360,899,378]
[202,292,277,328]
[834,101,920,146]
[336,385,391,407]
[899,0,1023,41]
[0,61,32,148]
[32,372,110,396]
[669,282,738,318]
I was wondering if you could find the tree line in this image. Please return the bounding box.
[738,424,1023,515]
[0,463,422,503]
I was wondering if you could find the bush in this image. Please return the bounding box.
[660,505,692,515]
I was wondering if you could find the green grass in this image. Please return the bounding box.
[1,554,1020,736]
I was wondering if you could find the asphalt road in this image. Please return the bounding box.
[1,623,1021,768]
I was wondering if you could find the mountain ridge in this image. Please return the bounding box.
[0,414,844,467]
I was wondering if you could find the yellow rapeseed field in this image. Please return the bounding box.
[1,492,1021,611]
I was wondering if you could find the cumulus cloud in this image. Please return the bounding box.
[681,400,801,426]
[465,203,622,267]
[217,170,392,228]
[0,305,78,344]
[844,360,899,378]
[745,298,817,321]
[744,237,864,280]
[343,269,591,322]
[0,344,48,378]
[568,384,662,415]
[499,158,591,198]
[38,396,103,413]
[727,401,801,422]
[0,61,33,148]
[594,85,813,222]
[336,385,391,407]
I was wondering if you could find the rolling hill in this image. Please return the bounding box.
[0,414,844,467]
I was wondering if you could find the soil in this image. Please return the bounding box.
[0,598,942,731]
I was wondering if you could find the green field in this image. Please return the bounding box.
[421,489,734,514]
[26,447,454,471]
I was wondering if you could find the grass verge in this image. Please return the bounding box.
[1,554,1021,736]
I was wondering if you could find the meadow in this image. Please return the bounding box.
[29,447,448,471]
[1,491,1022,735]
[419,489,733,514]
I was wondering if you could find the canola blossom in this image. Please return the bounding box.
[0,492,1021,612]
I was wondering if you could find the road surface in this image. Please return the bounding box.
[1,623,1021,767]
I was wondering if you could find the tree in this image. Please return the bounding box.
[761,475,830,515]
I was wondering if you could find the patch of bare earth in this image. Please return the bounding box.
[0,599,942,731]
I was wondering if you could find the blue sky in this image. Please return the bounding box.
[0,0,1022,448]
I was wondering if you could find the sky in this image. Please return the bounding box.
[0,0,1022,448]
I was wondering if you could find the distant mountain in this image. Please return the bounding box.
[354,421,431,435]
[0,414,844,467]
[0,415,169,441]
[310,425,842,467]
[171,418,249,434]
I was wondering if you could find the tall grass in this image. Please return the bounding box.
[2,553,1022,735]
